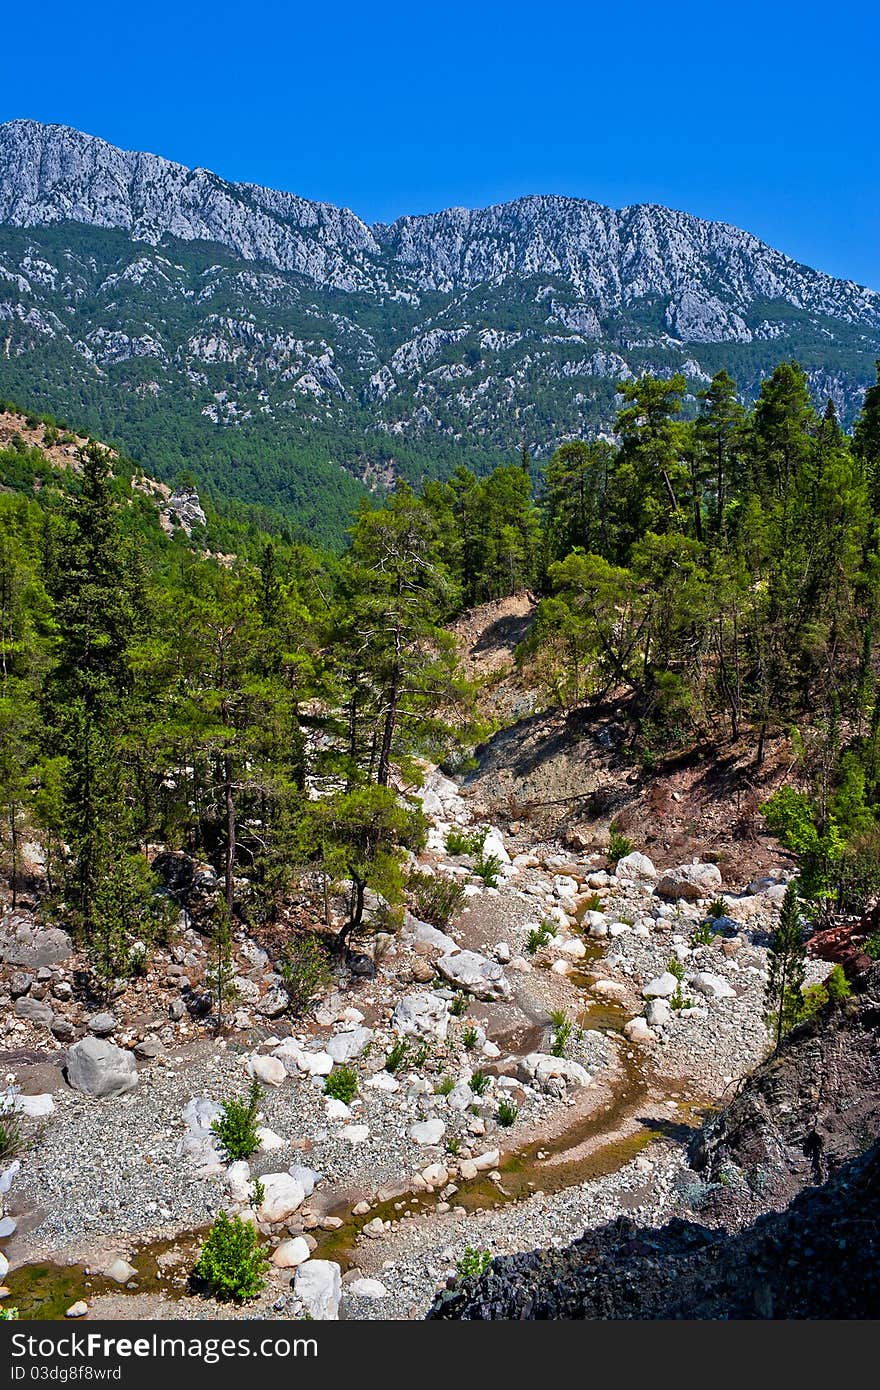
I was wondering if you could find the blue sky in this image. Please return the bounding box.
[2,0,878,287]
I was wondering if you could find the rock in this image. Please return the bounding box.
[104,1258,137,1284]
[552,937,587,959]
[615,851,657,881]
[346,952,376,978]
[362,1217,387,1237]
[65,1301,88,1318]
[645,998,672,1027]
[657,862,723,902]
[346,1276,388,1299]
[66,1037,138,1097]
[592,979,627,998]
[643,972,680,999]
[294,1259,342,1319]
[494,941,512,964]
[0,1160,21,1195]
[9,972,32,997]
[326,1027,373,1063]
[409,958,435,984]
[272,1237,311,1268]
[257,1173,306,1223]
[339,1124,370,1144]
[624,1017,655,1042]
[287,1165,323,1197]
[226,1160,252,1201]
[133,1035,163,1060]
[392,992,449,1040]
[87,1012,117,1037]
[256,1126,285,1152]
[366,1071,399,1092]
[49,1018,76,1043]
[472,1148,501,1172]
[247,1053,287,1086]
[12,1092,54,1117]
[410,1118,446,1145]
[182,1097,223,1131]
[688,971,736,1000]
[437,950,511,1001]
[257,986,290,1018]
[421,1162,450,1188]
[519,1053,591,1088]
[0,1252,7,1280]
[0,920,72,967]
[0,1216,17,1237]
[325,1098,350,1120]
[13,997,54,1028]
[402,912,459,955]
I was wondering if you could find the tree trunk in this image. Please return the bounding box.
[223,754,236,915]
[376,630,402,788]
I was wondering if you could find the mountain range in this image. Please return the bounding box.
[1,118,878,538]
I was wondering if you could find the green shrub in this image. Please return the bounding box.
[385,1039,409,1073]
[549,1011,573,1057]
[469,1069,490,1096]
[436,1075,455,1096]
[865,933,880,960]
[456,1246,493,1280]
[278,935,332,1015]
[607,829,634,864]
[211,1079,261,1161]
[324,1066,358,1103]
[0,1090,24,1162]
[445,1136,461,1156]
[407,870,467,928]
[193,1212,269,1302]
[798,982,829,1022]
[670,985,693,1011]
[497,1098,518,1127]
[0,1307,19,1320]
[463,1025,479,1050]
[691,920,716,946]
[707,897,729,920]
[825,964,852,1002]
[449,992,469,1017]
[472,853,502,888]
[580,892,603,914]
[526,924,553,954]
[667,957,686,982]
[445,827,487,857]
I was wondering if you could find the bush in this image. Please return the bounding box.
[463,1025,479,1050]
[691,920,716,947]
[449,992,469,1017]
[385,1039,409,1073]
[549,1010,573,1057]
[211,1079,261,1161]
[324,1066,358,1103]
[436,1075,455,1096]
[706,898,729,920]
[472,853,502,888]
[667,957,686,982]
[607,829,633,865]
[278,935,332,1015]
[456,1246,493,1280]
[406,870,467,928]
[670,984,693,1011]
[825,964,852,1002]
[497,1098,518,1127]
[193,1212,269,1302]
[0,1090,24,1162]
[798,982,829,1022]
[469,1069,490,1096]
[865,933,880,960]
[526,923,553,954]
[445,827,487,857]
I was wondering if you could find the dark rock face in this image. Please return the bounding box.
[428,1143,880,1319]
[689,963,880,1213]
[429,963,880,1320]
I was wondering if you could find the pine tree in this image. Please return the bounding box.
[764,883,807,1047]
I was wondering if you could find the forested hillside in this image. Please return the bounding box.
[3,354,880,980]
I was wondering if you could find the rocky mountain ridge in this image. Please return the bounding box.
[1,119,878,534]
